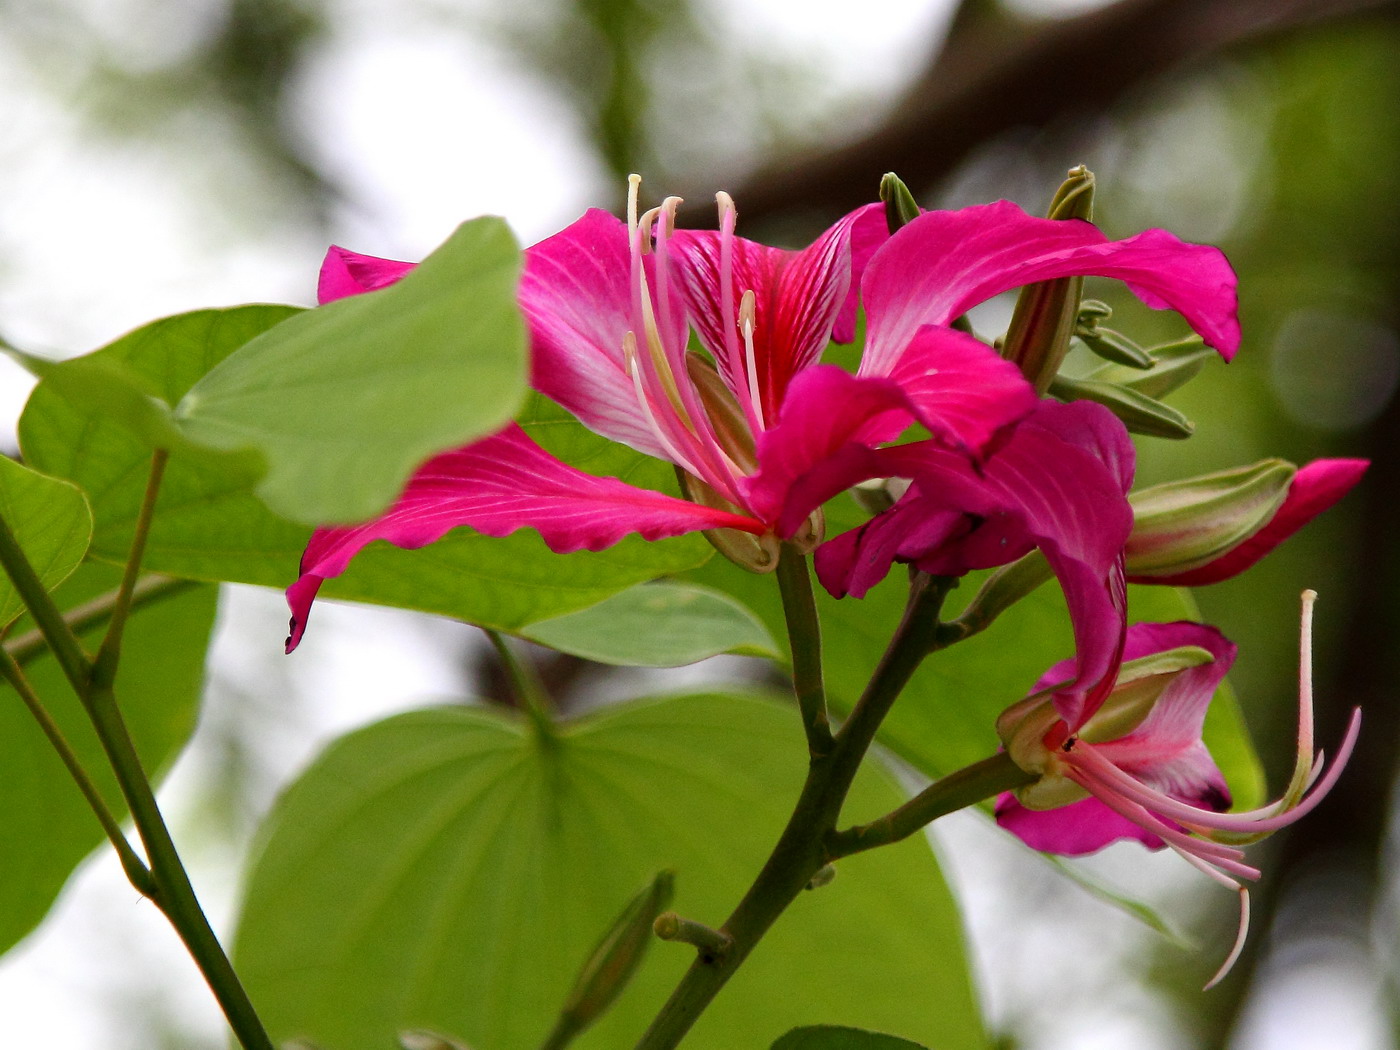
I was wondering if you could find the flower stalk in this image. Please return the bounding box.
[635,573,978,1049]
[0,451,274,1050]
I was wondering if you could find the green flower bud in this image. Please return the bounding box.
[543,870,675,1045]
[880,172,921,234]
[1002,166,1095,393]
[1126,460,1296,577]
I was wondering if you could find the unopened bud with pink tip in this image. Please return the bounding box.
[1126,458,1368,585]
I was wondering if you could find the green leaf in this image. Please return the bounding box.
[772,1026,930,1049]
[21,313,709,631]
[176,218,528,525]
[0,457,92,629]
[234,693,987,1050]
[689,498,1265,809]
[19,305,308,585]
[0,563,217,956]
[520,582,776,666]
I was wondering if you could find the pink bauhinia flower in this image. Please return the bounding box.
[286,182,1240,652]
[286,179,1036,649]
[994,598,1361,986]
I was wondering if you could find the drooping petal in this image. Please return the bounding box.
[517,209,674,461]
[815,495,972,599]
[805,401,1134,725]
[285,423,761,651]
[317,246,415,304]
[995,792,1165,854]
[1130,459,1369,586]
[671,205,869,423]
[858,201,1241,377]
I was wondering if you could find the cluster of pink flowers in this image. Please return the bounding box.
[285,176,1365,978]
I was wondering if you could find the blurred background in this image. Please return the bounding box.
[0,0,1397,1046]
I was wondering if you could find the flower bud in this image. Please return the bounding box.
[1002,166,1095,393]
[1126,460,1296,578]
[1049,374,1196,439]
[545,870,675,1044]
[880,172,921,234]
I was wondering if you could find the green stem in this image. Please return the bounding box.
[92,449,167,690]
[0,649,154,894]
[5,575,199,668]
[940,551,1053,647]
[0,508,92,694]
[84,680,275,1050]
[652,913,733,959]
[65,452,272,1050]
[633,573,958,1050]
[485,629,556,740]
[827,752,1034,859]
[775,545,832,757]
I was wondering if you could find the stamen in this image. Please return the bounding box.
[716,191,765,438]
[627,174,641,238]
[1066,762,1259,879]
[1203,888,1251,990]
[739,288,766,430]
[623,332,700,477]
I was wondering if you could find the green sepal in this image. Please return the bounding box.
[1125,460,1296,577]
[1001,166,1095,393]
[1048,374,1195,439]
[879,172,921,234]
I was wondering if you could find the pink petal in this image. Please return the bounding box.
[747,329,1036,530]
[671,206,869,422]
[518,209,674,461]
[285,423,761,651]
[740,365,918,525]
[806,402,1135,726]
[1131,458,1369,586]
[815,497,971,599]
[995,793,1165,854]
[836,203,894,343]
[1093,622,1236,766]
[879,325,1038,451]
[858,201,1241,377]
[317,246,415,304]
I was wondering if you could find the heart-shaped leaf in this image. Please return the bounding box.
[234,693,988,1050]
[176,217,527,525]
[520,581,776,666]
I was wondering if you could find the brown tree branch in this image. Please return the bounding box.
[678,0,1400,227]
